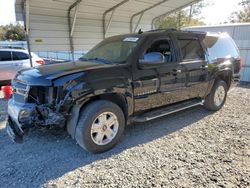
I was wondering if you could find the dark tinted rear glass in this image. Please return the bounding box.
[0,51,12,61]
[12,51,29,60]
[205,34,239,61]
[177,38,204,61]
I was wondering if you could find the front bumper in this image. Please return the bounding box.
[6,98,36,143]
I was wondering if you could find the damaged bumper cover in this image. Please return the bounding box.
[6,99,36,143]
[6,98,66,143]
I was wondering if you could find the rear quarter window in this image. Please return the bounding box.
[12,51,29,60]
[204,35,239,61]
[177,38,204,61]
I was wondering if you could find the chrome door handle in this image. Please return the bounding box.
[200,65,208,69]
[172,69,182,73]
[152,78,160,88]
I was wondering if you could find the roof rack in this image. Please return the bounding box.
[0,46,26,50]
[181,28,207,34]
[145,28,178,33]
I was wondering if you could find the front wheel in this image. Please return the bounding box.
[204,80,228,111]
[75,100,125,153]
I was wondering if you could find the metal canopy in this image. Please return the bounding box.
[15,0,199,57]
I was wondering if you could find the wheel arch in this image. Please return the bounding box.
[216,69,233,89]
[206,69,233,97]
[83,93,129,118]
[67,92,129,139]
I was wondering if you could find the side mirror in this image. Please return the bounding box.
[139,52,164,69]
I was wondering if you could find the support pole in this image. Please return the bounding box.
[103,0,129,39]
[70,4,79,37]
[133,12,144,33]
[67,0,82,62]
[23,0,33,67]
[105,10,115,38]
[130,0,169,33]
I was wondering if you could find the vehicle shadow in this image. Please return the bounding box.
[0,106,213,188]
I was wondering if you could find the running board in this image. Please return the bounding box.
[132,99,204,122]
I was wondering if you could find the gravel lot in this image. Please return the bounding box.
[0,85,249,188]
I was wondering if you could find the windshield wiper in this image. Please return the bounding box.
[79,57,89,61]
[79,57,112,64]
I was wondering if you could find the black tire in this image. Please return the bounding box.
[75,100,125,153]
[204,80,228,111]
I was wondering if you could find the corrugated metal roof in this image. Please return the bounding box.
[15,0,198,52]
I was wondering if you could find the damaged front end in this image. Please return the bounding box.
[6,79,69,143]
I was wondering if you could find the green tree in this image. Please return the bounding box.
[0,24,25,41]
[155,10,204,30]
[0,27,4,40]
[230,0,250,23]
[154,0,211,29]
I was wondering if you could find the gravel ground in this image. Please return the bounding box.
[0,86,249,188]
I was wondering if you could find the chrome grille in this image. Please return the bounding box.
[12,79,30,103]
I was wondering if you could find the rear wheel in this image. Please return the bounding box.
[75,100,125,153]
[204,80,228,111]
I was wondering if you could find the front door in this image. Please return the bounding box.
[132,37,188,113]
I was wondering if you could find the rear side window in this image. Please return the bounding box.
[177,38,204,61]
[0,51,12,61]
[12,51,29,60]
[205,35,239,61]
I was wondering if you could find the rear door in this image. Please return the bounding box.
[175,35,209,98]
[0,51,16,81]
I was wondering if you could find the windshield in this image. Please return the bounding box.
[80,37,139,64]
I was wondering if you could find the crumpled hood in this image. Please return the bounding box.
[15,61,110,86]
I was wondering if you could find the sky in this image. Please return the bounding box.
[0,0,243,26]
[201,0,241,25]
[0,0,15,25]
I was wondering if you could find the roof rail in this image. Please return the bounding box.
[146,28,178,33]
[0,46,26,50]
[181,29,207,34]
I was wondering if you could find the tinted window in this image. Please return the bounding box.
[178,38,204,61]
[82,37,139,64]
[205,35,239,61]
[0,51,12,61]
[144,39,173,63]
[12,51,29,60]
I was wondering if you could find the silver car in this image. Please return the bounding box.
[0,48,44,86]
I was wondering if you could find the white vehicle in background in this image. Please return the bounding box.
[0,47,44,86]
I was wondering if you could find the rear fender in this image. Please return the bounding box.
[206,69,233,96]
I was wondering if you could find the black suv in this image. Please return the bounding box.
[6,29,242,153]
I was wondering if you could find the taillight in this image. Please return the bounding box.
[36,59,45,65]
[240,57,243,70]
